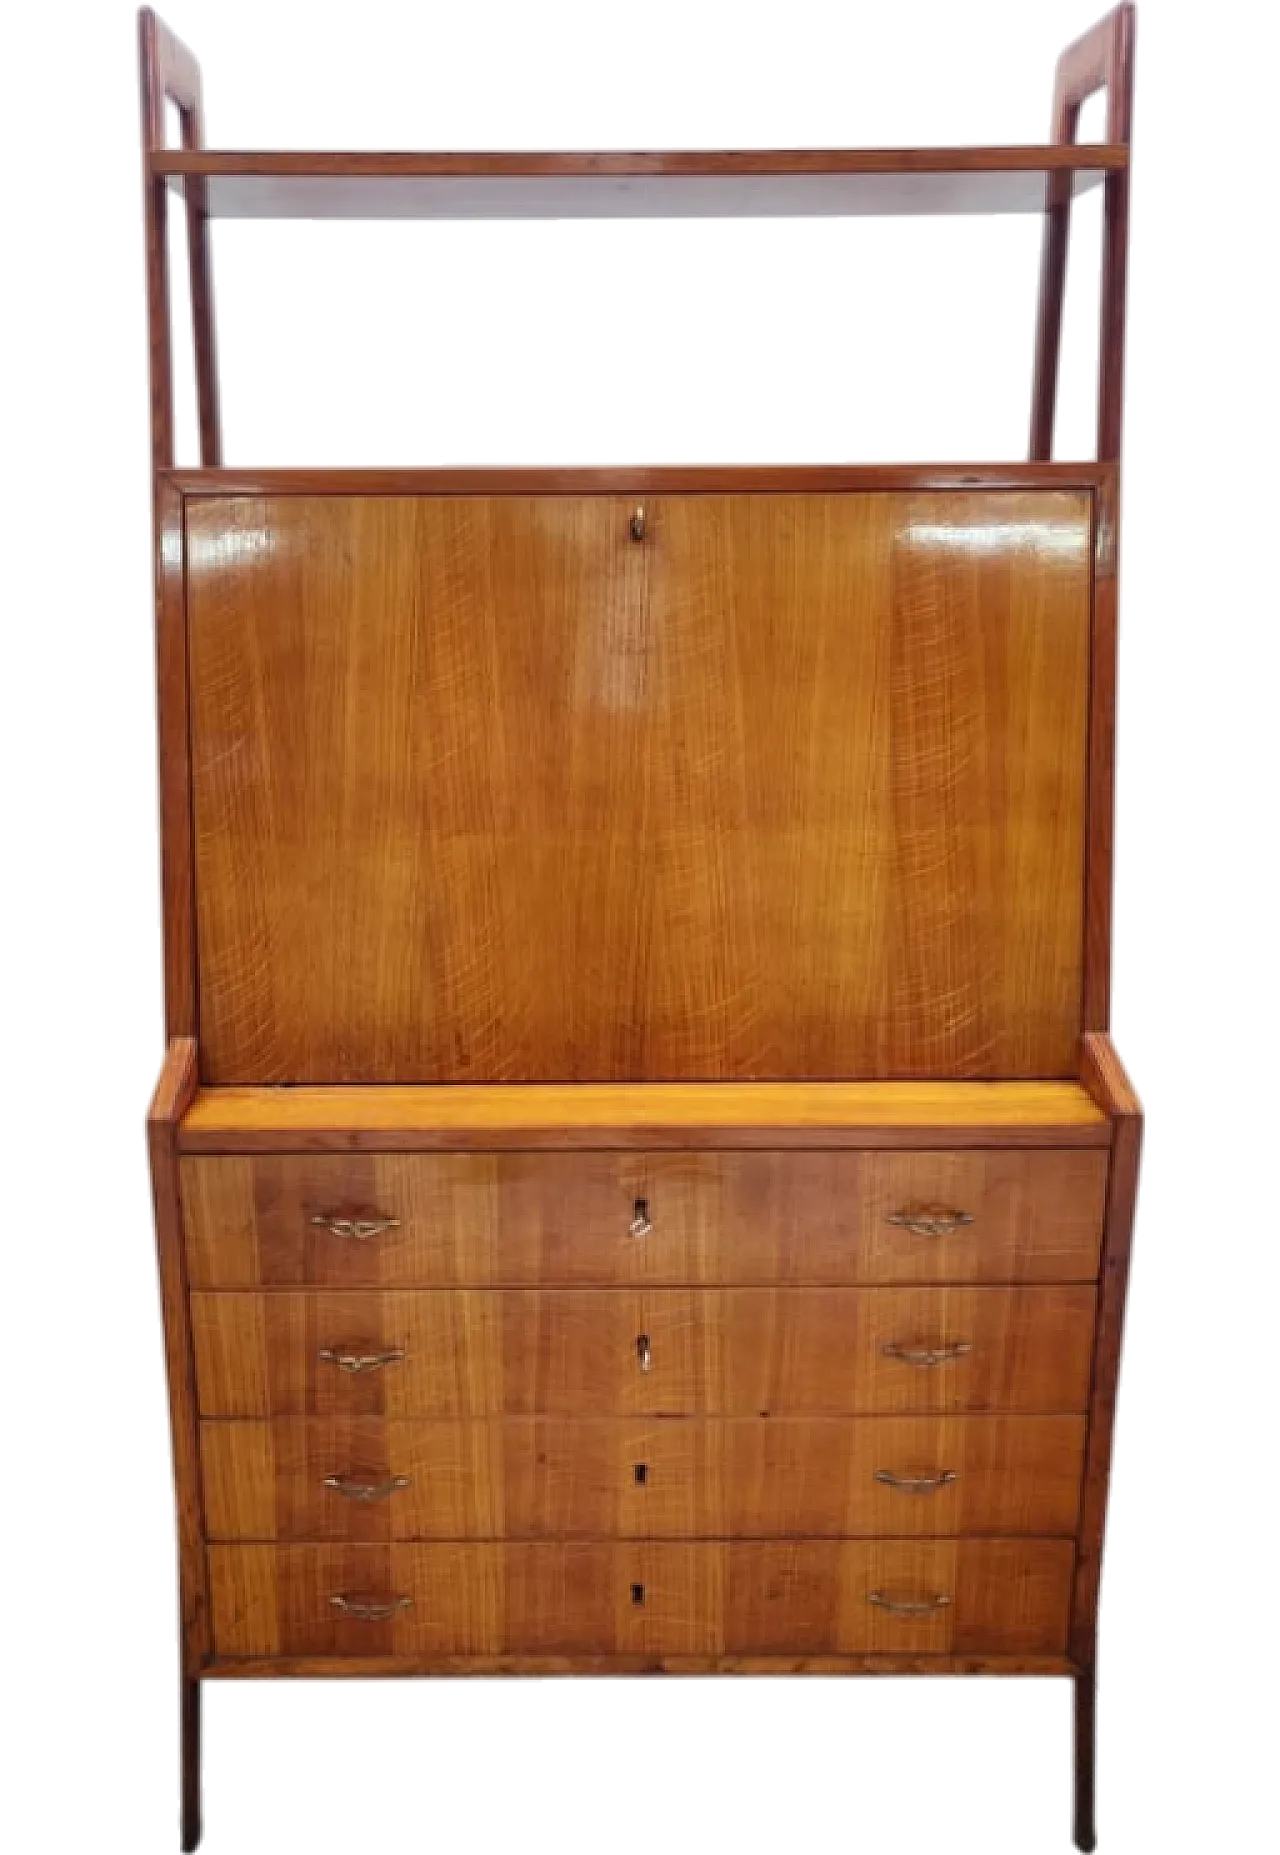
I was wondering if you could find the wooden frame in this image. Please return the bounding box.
[1073,1032,1143,1852]
[147,1037,206,1852]
[139,10,1141,1851]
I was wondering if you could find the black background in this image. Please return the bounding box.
[129,7,1157,1847]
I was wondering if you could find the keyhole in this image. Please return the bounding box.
[634,1463,648,1486]
[630,1582,646,1606]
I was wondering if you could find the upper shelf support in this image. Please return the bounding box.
[1030,4,1135,464]
[137,3,224,478]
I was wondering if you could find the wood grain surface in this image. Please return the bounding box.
[200,1414,1085,1541]
[177,1080,1110,1151]
[182,1148,1106,1287]
[189,1287,1096,1418]
[207,1538,1074,1658]
[186,492,1092,1086]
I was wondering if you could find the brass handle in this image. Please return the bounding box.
[329,1593,412,1621]
[886,1208,974,1239]
[318,1346,406,1375]
[323,1473,410,1504]
[874,1468,959,1494]
[310,1214,401,1242]
[636,1333,652,1373]
[868,1590,953,1617]
[882,1341,972,1369]
[629,1198,653,1239]
[629,504,646,541]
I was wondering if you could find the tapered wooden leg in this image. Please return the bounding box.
[181,1674,202,1851]
[1073,1666,1097,1851]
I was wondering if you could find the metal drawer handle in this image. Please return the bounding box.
[310,1214,401,1242]
[874,1468,959,1494]
[886,1209,974,1239]
[629,1198,653,1239]
[629,504,647,541]
[882,1341,972,1369]
[329,1593,412,1622]
[636,1333,652,1373]
[868,1590,953,1617]
[323,1473,410,1504]
[319,1346,406,1375]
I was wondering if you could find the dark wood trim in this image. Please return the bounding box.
[143,1046,207,1855]
[154,478,196,1041]
[154,146,1128,181]
[1095,8,1135,467]
[168,463,1110,498]
[1074,1665,1098,1850]
[202,1652,1078,1680]
[1030,5,1135,463]
[186,180,221,468]
[1072,1033,1142,1667]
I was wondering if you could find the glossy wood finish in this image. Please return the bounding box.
[200,1415,1085,1542]
[206,1650,1072,1677]
[138,14,1143,1852]
[178,1080,1110,1152]
[1085,468,1120,1027]
[176,463,1112,496]
[207,1538,1074,1659]
[153,477,196,1038]
[186,491,1092,1086]
[147,1038,205,1852]
[189,1287,1096,1419]
[181,1148,1107,1287]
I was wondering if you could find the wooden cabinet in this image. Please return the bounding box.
[140,6,1141,1850]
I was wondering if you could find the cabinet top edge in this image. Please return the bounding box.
[178,1081,1111,1154]
[166,465,1114,498]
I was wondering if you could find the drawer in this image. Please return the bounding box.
[190,1287,1096,1417]
[180,1149,1107,1288]
[201,1414,1086,1540]
[207,1539,1073,1659]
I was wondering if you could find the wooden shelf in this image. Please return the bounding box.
[178,1081,1110,1152]
[155,145,1124,220]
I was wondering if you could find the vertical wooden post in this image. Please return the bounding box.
[148,1037,209,1850]
[137,10,217,1840]
[1074,1032,1144,1854]
[140,8,216,1045]
[1030,5,1135,463]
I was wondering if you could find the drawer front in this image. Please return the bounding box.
[191,1288,1096,1417]
[208,1539,1073,1659]
[181,1150,1107,1288]
[201,1415,1086,1541]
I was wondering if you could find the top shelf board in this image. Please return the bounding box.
[156,146,1124,220]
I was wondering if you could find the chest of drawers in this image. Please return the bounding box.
[140,5,1142,1848]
